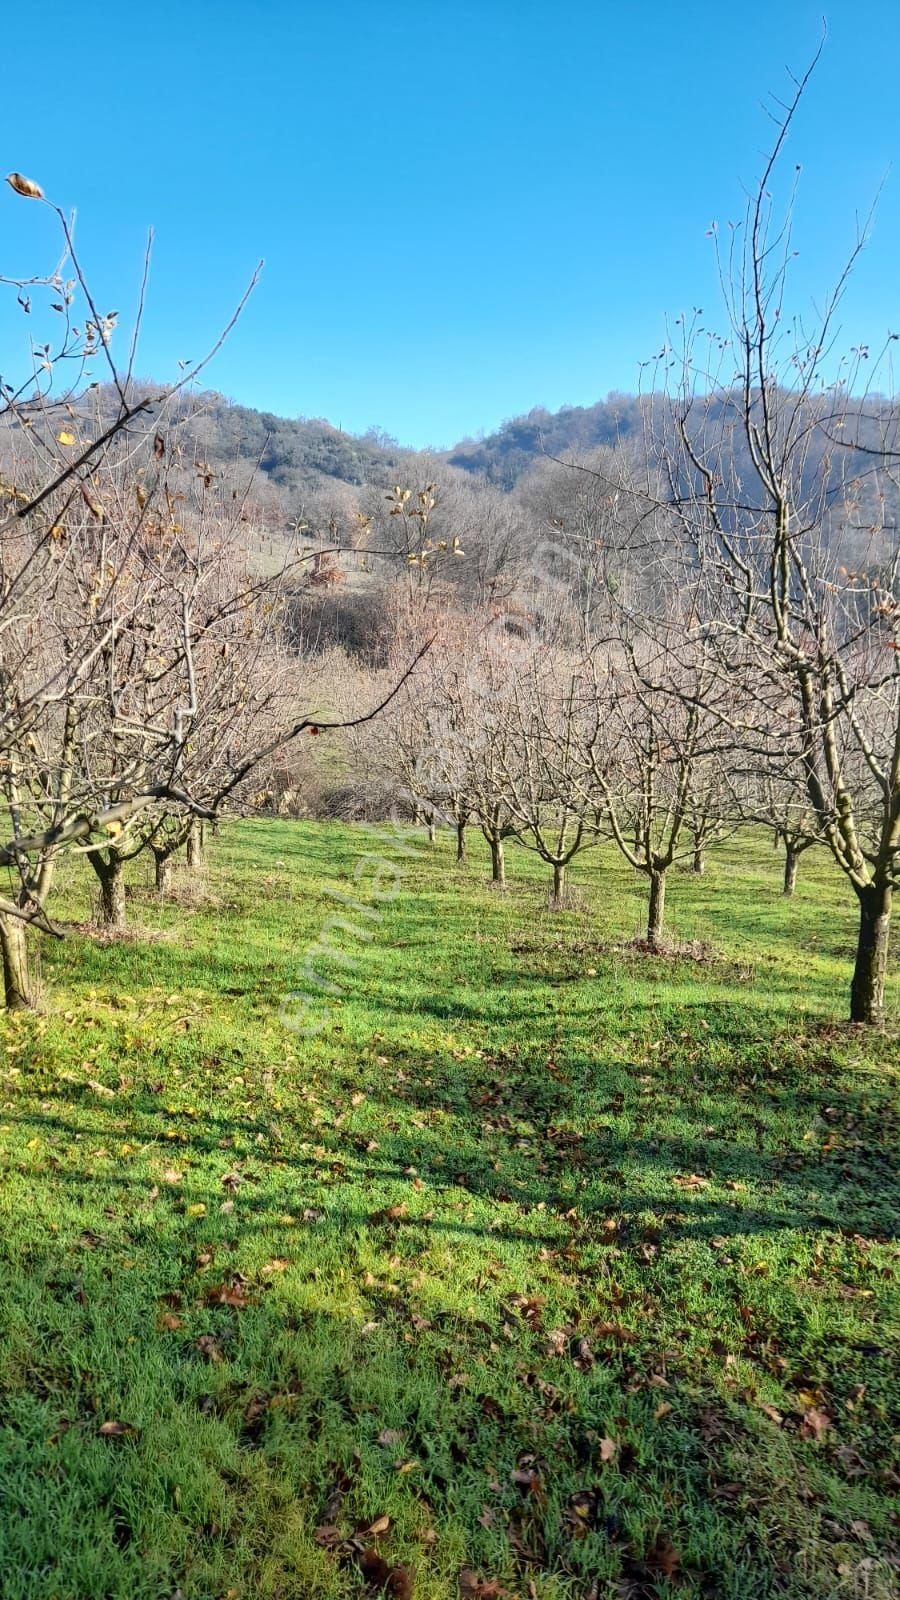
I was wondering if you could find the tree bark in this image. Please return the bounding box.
[551,862,566,903]
[153,849,174,895]
[427,814,436,845]
[850,884,891,1025]
[489,836,505,885]
[0,913,31,1010]
[455,821,466,862]
[783,845,799,898]
[692,845,705,875]
[88,851,127,930]
[186,820,203,869]
[647,869,666,948]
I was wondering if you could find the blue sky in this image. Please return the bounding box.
[3,1,899,446]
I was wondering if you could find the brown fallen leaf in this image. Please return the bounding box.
[369,1203,408,1225]
[366,1514,391,1535]
[643,1530,681,1577]
[377,1430,404,1447]
[157,1311,182,1331]
[800,1406,832,1441]
[572,1335,594,1370]
[98,1420,137,1437]
[599,1436,618,1462]
[510,1463,543,1495]
[195,1334,224,1363]
[673,1172,708,1191]
[202,1278,254,1309]
[593,1321,636,1344]
[314,1524,345,1549]
[506,1294,545,1328]
[458,1572,505,1600]
[357,1548,412,1597]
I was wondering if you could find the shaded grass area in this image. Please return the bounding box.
[0,821,897,1599]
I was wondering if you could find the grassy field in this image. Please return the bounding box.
[0,821,897,1600]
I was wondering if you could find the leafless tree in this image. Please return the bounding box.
[0,176,430,1001]
[497,646,603,902]
[641,55,900,1019]
[574,625,736,948]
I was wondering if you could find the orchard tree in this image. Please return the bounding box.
[499,648,603,903]
[647,56,900,1020]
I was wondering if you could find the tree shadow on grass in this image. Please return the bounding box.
[7,1063,898,1246]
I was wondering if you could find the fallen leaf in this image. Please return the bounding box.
[458,1571,504,1600]
[369,1203,407,1224]
[643,1531,681,1577]
[800,1406,832,1441]
[593,1321,636,1344]
[98,1420,137,1437]
[313,1525,344,1549]
[510,1464,542,1495]
[599,1436,618,1462]
[356,1548,412,1597]
[203,1279,254,1309]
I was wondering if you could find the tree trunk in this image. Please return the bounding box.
[154,849,174,895]
[427,814,436,845]
[551,862,565,903]
[489,835,505,885]
[783,845,799,897]
[0,913,31,1010]
[850,884,892,1025]
[89,851,127,930]
[692,844,705,875]
[646,869,666,948]
[456,821,466,862]
[186,820,203,869]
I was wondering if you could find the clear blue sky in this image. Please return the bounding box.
[3,1,899,446]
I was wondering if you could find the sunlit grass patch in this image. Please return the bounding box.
[0,821,897,1598]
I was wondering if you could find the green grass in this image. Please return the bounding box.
[0,822,897,1600]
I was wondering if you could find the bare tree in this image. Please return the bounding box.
[576,626,734,948]
[498,648,603,903]
[0,176,431,1001]
[753,774,821,897]
[644,56,900,1020]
